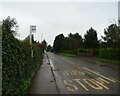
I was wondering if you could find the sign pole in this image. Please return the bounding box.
[30,26,33,57]
[30,25,36,57]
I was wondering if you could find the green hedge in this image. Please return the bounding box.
[78,48,89,53]
[93,49,99,56]
[99,48,120,60]
[61,50,77,55]
[2,30,43,95]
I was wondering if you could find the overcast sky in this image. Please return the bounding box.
[0,1,119,45]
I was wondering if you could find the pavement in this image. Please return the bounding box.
[28,54,58,94]
[28,52,120,94]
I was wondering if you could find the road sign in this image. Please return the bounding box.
[30,25,36,33]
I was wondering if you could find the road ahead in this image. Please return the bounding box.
[29,52,120,94]
[47,52,119,94]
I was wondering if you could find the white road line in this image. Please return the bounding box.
[49,60,55,70]
[83,67,116,83]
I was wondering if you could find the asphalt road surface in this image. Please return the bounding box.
[28,52,120,94]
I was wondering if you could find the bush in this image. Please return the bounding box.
[99,48,120,60]
[93,49,99,56]
[78,48,89,53]
[62,50,77,55]
[2,30,43,95]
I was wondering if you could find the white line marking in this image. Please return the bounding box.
[83,67,116,83]
[49,60,55,70]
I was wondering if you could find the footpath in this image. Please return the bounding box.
[28,54,58,94]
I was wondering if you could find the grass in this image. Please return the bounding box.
[25,70,37,95]
[92,56,120,64]
[60,53,120,64]
[57,52,120,65]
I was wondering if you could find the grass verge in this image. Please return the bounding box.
[57,52,119,65]
[92,56,120,64]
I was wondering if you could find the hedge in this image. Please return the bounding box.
[93,49,99,56]
[78,48,89,53]
[99,48,120,60]
[2,30,43,95]
[61,50,77,55]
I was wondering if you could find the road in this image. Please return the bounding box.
[28,52,120,94]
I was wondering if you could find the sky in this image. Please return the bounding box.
[0,1,119,46]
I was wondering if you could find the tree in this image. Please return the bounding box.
[72,33,83,49]
[84,27,99,48]
[66,33,83,50]
[53,33,83,52]
[41,40,47,53]
[53,34,64,52]
[22,34,35,46]
[2,16,17,35]
[101,24,120,48]
[46,45,52,52]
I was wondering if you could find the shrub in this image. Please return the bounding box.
[99,48,120,60]
[62,50,77,55]
[2,30,43,95]
[93,49,99,56]
[78,48,89,53]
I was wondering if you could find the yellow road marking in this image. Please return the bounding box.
[71,70,85,75]
[62,70,85,76]
[83,78,103,90]
[109,77,120,82]
[73,79,89,91]
[85,71,92,74]
[64,79,78,92]
[91,78,110,90]
[67,70,76,75]
[71,70,77,75]
[83,67,116,82]
[97,77,109,84]
[63,70,69,76]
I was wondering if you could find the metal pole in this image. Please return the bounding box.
[30,26,33,57]
[15,25,20,40]
[41,33,43,42]
[30,26,32,45]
